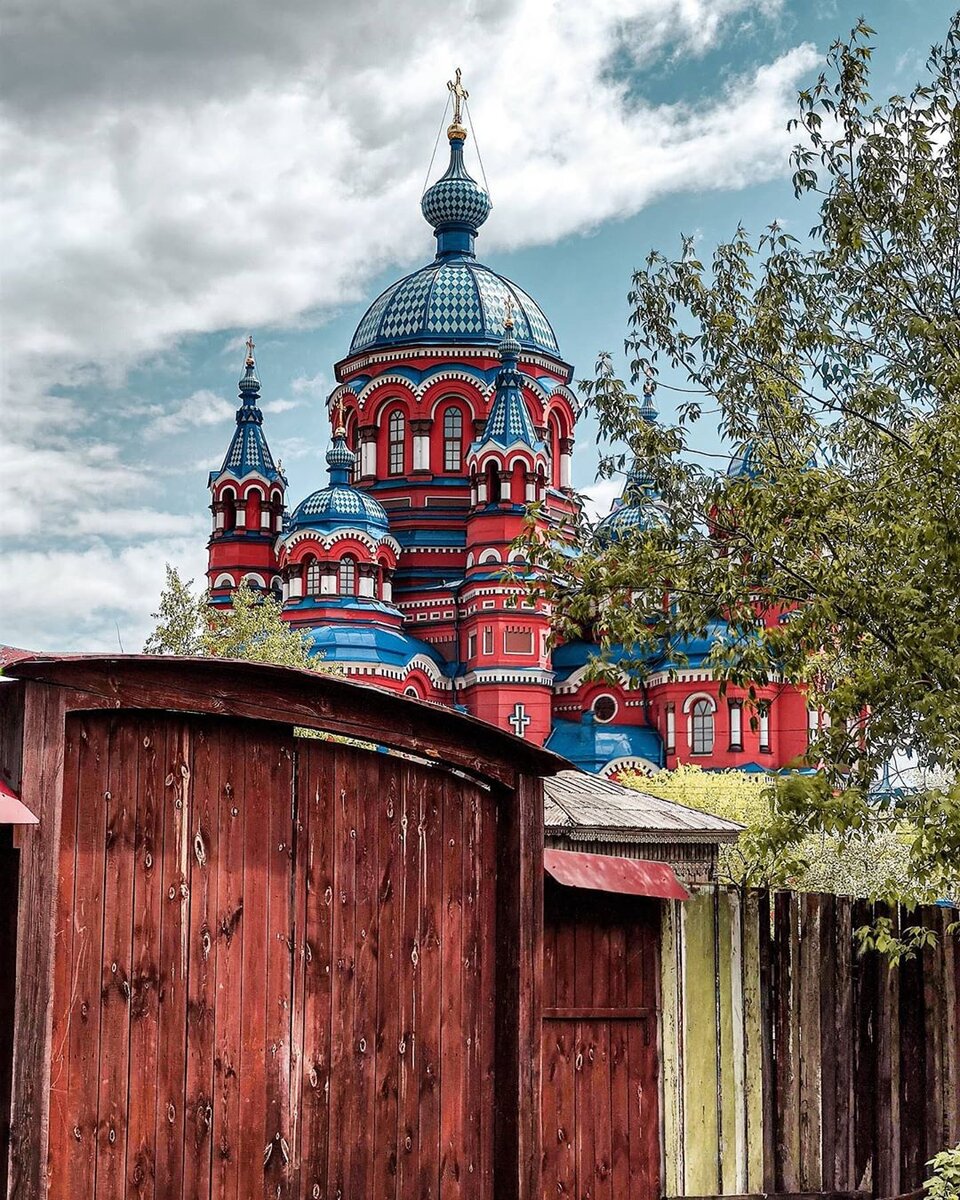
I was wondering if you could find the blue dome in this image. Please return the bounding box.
[595,502,660,543]
[289,485,390,537]
[349,258,559,356]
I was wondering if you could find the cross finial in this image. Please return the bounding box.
[503,294,514,330]
[447,68,469,126]
[245,334,255,366]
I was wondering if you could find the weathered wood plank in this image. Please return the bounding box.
[210,725,247,1200]
[774,892,801,1192]
[458,778,483,1198]
[493,773,543,1200]
[0,848,20,1192]
[922,904,945,1160]
[659,898,684,1196]
[263,738,294,1199]
[874,903,900,1198]
[46,713,80,1191]
[717,890,741,1194]
[941,905,960,1147]
[415,769,443,1200]
[438,775,464,1200]
[833,898,855,1190]
[741,889,765,1193]
[54,710,106,1200]
[396,763,423,1197]
[7,683,67,1200]
[681,893,720,1196]
[154,720,191,1199]
[798,894,823,1192]
[852,899,877,1194]
[294,741,334,1199]
[757,889,776,1193]
[180,721,220,1200]
[819,895,837,1192]
[898,936,926,1189]
[94,718,139,1198]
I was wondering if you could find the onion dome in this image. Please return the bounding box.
[215,337,284,482]
[595,380,666,543]
[474,317,540,449]
[727,441,760,479]
[349,260,559,356]
[288,429,390,538]
[346,71,560,360]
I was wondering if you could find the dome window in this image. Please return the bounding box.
[339,556,357,596]
[592,695,617,724]
[443,407,463,471]
[388,411,406,476]
[305,559,321,597]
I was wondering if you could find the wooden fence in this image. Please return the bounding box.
[661,890,960,1198]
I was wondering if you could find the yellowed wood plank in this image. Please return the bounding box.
[681,892,720,1195]
[659,898,684,1196]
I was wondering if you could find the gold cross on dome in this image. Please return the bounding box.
[334,391,346,435]
[504,294,514,329]
[245,334,255,364]
[447,68,469,125]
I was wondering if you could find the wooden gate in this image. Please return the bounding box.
[3,655,555,1200]
[540,880,661,1200]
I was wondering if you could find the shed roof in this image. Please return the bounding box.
[544,769,742,843]
[5,653,567,784]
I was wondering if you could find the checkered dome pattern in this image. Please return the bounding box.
[289,484,389,535]
[348,260,560,355]
[421,177,492,230]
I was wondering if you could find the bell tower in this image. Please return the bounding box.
[206,337,287,605]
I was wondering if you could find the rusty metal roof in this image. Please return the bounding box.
[543,769,742,844]
[544,848,690,900]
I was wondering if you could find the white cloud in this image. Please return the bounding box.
[0,0,822,650]
[581,479,623,522]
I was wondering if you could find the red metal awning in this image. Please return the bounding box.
[0,779,38,825]
[544,848,689,900]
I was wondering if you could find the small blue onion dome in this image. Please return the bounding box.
[288,484,390,537]
[421,130,492,237]
[595,501,661,543]
[727,441,760,479]
[288,428,389,537]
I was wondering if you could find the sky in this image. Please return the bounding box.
[1,0,953,654]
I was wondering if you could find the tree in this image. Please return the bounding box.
[526,16,960,890]
[144,565,315,669]
[624,763,957,902]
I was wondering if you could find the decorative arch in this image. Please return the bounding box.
[219,485,237,532]
[338,555,357,596]
[213,572,235,589]
[240,572,266,588]
[478,548,502,565]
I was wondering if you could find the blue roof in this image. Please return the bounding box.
[472,324,541,451]
[420,134,492,232]
[215,354,283,483]
[304,625,446,669]
[288,431,390,537]
[546,717,664,774]
[348,256,559,357]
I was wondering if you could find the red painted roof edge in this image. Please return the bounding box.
[544,847,690,901]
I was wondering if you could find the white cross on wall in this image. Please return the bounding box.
[509,703,531,738]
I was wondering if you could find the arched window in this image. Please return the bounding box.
[305,558,321,596]
[221,488,237,532]
[549,415,563,489]
[245,488,261,531]
[443,407,463,472]
[388,411,405,476]
[486,461,501,504]
[691,699,715,755]
[338,555,357,596]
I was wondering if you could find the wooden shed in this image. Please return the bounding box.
[0,654,564,1200]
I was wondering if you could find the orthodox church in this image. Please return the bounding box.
[205,75,809,777]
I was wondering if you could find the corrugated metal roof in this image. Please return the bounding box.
[544,848,689,900]
[543,769,742,843]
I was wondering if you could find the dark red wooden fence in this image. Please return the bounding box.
[1,655,557,1200]
[540,879,661,1200]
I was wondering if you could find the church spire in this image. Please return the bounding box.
[476,310,539,450]
[214,337,284,483]
[421,69,492,258]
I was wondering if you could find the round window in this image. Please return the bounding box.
[593,695,617,723]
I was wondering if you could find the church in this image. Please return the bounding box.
[204,74,809,777]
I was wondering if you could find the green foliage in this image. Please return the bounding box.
[144,564,316,670]
[924,1144,960,1200]
[622,763,954,900]
[143,564,205,656]
[524,16,960,893]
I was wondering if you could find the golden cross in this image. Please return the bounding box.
[245,334,255,363]
[447,68,469,125]
[334,391,346,434]
[504,294,514,329]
